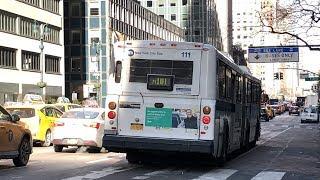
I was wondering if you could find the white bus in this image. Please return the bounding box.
[103,40,261,165]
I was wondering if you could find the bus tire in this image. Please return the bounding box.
[216,124,229,167]
[126,152,141,164]
[245,125,250,151]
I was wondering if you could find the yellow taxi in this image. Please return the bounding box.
[265,105,275,119]
[54,103,82,113]
[0,105,32,166]
[6,104,63,147]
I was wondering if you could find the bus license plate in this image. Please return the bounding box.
[130,123,143,131]
[67,139,78,145]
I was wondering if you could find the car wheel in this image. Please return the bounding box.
[87,147,102,153]
[54,145,63,152]
[42,130,52,147]
[13,138,31,167]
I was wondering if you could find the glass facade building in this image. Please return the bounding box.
[138,0,223,50]
[64,0,185,106]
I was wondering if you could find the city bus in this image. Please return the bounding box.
[103,40,261,165]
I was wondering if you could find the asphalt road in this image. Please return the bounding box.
[1,112,319,180]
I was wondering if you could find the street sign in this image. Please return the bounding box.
[248,46,299,63]
[305,77,320,81]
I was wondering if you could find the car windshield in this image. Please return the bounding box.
[6,108,36,118]
[61,110,100,119]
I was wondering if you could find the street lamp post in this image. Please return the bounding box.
[90,40,102,107]
[33,21,49,101]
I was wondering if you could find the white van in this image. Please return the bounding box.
[301,105,319,123]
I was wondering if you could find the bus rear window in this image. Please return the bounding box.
[129,59,193,85]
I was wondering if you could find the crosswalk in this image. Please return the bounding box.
[61,165,290,180]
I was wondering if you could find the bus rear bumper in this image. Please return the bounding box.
[103,135,214,154]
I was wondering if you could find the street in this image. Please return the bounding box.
[0,113,319,180]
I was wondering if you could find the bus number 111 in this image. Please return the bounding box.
[181,52,191,58]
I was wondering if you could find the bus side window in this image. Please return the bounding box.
[115,61,122,83]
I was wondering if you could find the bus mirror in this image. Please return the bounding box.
[115,61,122,83]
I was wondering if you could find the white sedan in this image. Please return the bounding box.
[52,108,105,153]
[301,106,319,123]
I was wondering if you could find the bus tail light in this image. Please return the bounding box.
[108,102,117,110]
[202,116,211,124]
[108,111,116,119]
[203,106,211,115]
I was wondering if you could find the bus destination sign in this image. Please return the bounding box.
[147,74,174,91]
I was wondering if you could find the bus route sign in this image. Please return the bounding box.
[248,46,299,63]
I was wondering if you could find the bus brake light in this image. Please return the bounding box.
[108,111,116,119]
[202,116,211,124]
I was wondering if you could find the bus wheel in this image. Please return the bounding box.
[126,152,141,164]
[216,125,229,167]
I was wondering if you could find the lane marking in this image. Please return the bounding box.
[132,168,174,180]
[251,171,285,180]
[62,166,136,180]
[86,157,113,164]
[192,169,238,180]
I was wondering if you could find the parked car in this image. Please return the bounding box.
[52,108,105,153]
[289,106,300,116]
[270,105,281,115]
[0,105,32,167]
[265,106,275,119]
[260,108,269,121]
[54,103,82,113]
[6,104,63,147]
[301,106,319,123]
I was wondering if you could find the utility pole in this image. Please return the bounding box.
[33,21,49,101]
[90,40,102,107]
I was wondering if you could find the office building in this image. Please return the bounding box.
[0,0,64,104]
[138,0,223,51]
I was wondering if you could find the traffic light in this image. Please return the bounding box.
[279,72,284,80]
[274,73,279,80]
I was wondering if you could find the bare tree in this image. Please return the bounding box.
[259,0,320,51]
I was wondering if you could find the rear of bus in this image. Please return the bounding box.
[103,41,217,155]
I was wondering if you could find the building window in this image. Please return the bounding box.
[170,3,176,6]
[159,15,164,18]
[71,58,81,72]
[18,0,40,7]
[171,14,176,21]
[0,46,16,69]
[147,1,153,7]
[159,3,164,7]
[182,0,187,5]
[43,0,60,14]
[44,26,60,44]
[0,10,17,34]
[90,8,99,16]
[21,51,40,71]
[71,3,80,17]
[45,55,60,73]
[20,18,36,38]
[71,30,80,44]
